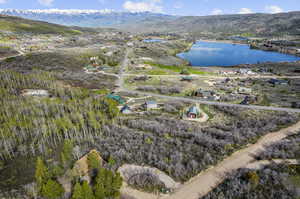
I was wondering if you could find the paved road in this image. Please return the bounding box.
[123,74,300,79]
[115,48,131,92]
[122,90,300,113]
[121,121,300,199]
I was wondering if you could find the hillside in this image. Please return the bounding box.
[1,10,300,37]
[0,15,81,35]
[122,11,300,36]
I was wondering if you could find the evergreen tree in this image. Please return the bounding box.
[61,139,74,167]
[87,151,101,171]
[94,168,123,199]
[81,181,95,199]
[41,179,64,199]
[94,183,105,199]
[35,157,48,191]
[71,182,83,199]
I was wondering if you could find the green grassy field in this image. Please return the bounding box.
[144,61,213,75]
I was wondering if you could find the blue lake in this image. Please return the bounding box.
[177,41,300,67]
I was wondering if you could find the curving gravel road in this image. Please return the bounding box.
[121,121,300,199]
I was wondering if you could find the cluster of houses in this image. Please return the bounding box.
[106,93,160,114]
[219,68,257,76]
[84,56,110,73]
[191,89,220,101]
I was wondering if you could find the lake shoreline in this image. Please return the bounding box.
[199,39,249,45]
[177,40,300,67]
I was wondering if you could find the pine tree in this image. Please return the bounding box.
[94,183,105,199]
[41,179,64,199]
[35,157,48,192]
[94,168,107,199]
[110,172,122,198]
[87,151,101,171]
[71,182,83,199]
[61,139,73,167]
[81,181,95,199]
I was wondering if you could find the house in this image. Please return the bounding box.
[238,87,252,94]
[22,89,49,97]
[240,96,251,105]
[268,79,289,86]
[144,101,158,110]
[121,105,132,114]
[187,106,200,119]
[238,69,256,75]
[193,89,220,101]
[106,94,126,104]
[181,76,193,82]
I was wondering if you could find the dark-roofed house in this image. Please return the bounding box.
[121,105,132,114]
[268,79,289,86]
[187,106,200,119]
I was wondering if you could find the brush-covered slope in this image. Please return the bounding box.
[124,11,300,36]
[0,15,81,35]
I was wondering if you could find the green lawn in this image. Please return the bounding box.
[144,62,213,75]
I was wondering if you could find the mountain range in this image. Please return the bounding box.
[0,9,176,27]
[1,9,300,36]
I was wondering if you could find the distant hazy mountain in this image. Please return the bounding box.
[1,9,300,36]
[0,9,176,27]
[128,11,300,36]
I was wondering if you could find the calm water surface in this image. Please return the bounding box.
[177,41,300,66]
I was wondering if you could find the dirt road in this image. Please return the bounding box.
[165,120,300,199]
[121,121,300,199]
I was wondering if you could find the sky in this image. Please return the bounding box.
[0,0,300,16]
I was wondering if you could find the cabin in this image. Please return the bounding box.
[121,105,132,114]
[187,106,200,119]
[268,79,289,86]
[144,101,158,110]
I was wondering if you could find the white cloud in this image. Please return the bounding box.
[211,9,223,15]
[38,0,54,7]
[123,0,163,13]
[0,0,7,4]
[238,8,253,14]
[265,5,283,14]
